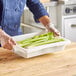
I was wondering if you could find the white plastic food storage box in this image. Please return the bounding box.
[12,32,71,58]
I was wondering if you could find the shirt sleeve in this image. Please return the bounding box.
[26,0,49,23]
[0,26,2,29]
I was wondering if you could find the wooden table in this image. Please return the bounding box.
[0,43,76,76]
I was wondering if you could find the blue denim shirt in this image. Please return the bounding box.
[0,0,49,36]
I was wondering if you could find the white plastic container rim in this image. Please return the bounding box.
[12,32,71,58]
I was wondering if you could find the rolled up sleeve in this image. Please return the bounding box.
[26,0,49,22]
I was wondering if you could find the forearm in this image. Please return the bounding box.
[39,15,50,26]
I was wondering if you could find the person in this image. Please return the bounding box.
[0,0,60,50]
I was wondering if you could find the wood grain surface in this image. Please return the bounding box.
[0,43,76,76]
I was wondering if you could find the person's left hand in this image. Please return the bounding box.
[45,23,60,36]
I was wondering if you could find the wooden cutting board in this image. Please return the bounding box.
[0,43,76,76]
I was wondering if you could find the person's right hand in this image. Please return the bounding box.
[0,29,16,50]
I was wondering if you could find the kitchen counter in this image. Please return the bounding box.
[0,43,76,76]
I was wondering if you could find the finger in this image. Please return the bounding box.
[10,38,16,45]
[54,31,60,36]
[54,29,61,36]
[3,42,13,50]
[3,39,13,50]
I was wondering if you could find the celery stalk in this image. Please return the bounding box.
[29,38,64,47]
[17,32,65,48]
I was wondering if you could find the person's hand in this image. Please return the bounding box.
[39,16,60,36]
[0,29,16,50]
[45,23,60,36]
